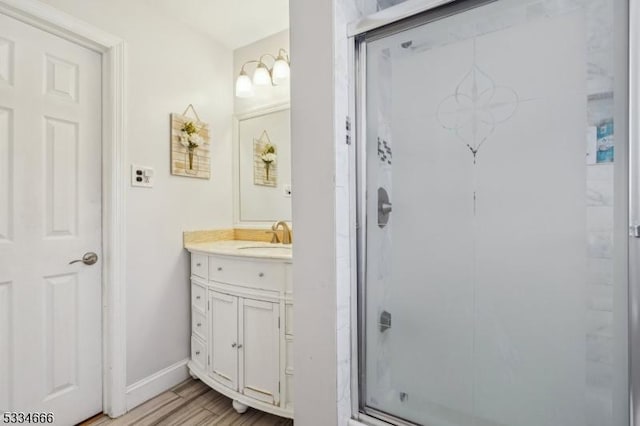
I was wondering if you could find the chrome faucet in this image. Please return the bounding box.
[272,221,292,244]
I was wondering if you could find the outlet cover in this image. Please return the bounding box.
[131,164,154,188]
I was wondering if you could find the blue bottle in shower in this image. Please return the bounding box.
[596,120,614,163]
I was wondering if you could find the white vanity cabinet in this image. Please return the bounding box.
[186,245,293,418]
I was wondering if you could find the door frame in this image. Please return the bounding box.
[349,0,635,425]
[0,0,127,418]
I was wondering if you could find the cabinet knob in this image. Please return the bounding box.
[196,263,201,267]
[237,344,243,349]
[258,272,264,277]
[197,322,202,327]
[196,295,201,300]
[217,267,223,271]
[195,350,200,355]
[231,343,237,348]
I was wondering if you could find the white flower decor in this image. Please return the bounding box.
[180,121,201,150]
[260,143,277,181]
[180,121,202,170]
[180,131,190,147]
[261,152,277,163]
[190,133,203,146]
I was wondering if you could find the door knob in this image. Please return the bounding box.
[69,252,99,265]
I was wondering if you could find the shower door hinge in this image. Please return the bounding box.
[346,116,352,145]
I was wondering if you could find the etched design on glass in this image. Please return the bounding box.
[436,40,519,163]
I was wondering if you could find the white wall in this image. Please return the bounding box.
[40,0,234,389]
[290,1,339,425]
[290,1,376,425]
[234,30,290,115]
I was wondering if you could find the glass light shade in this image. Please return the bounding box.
[272,58,290,85]
[253,64,272,86]
[235,73,253,98]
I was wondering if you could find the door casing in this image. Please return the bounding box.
[0,0,127,418]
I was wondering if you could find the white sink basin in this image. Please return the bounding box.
[236,245,292,257]
[239,245,292,250]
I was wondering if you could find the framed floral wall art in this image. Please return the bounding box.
[171,104,211,179]
[253,130,277,187]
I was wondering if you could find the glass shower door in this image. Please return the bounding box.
[358,0,629,425]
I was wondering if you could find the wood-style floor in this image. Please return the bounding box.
[79,379,294,426]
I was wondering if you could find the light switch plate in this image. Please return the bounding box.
[131,164,154,188]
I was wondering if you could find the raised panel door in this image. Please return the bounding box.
[239,298,280,405]
[209,290,238,391]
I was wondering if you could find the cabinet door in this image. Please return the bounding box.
[209,290,238,391]
[239,298,280,405]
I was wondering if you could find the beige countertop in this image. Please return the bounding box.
[185,239,292,261]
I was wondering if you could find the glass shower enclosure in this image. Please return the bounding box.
[354,0,631,424]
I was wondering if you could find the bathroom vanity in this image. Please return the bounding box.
[185,240,293,418]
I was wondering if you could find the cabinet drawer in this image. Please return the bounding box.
[191,336,206,372]
[191,254,208,279]
[192,308,207,340]
[192,283,206,312]
[209,256,285,291]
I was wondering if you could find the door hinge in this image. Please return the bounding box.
[279,381,281,393]
[208,355,210,365]
[632,224,640,238]
[208,300,210,310]
[278,317,281,329]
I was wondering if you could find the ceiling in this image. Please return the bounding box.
[150,0,289,50]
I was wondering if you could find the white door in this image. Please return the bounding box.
[239,298,279,405]
[209,291,238,391]
[0,12,103,425]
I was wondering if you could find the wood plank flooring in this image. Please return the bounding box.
[79,379,294,426]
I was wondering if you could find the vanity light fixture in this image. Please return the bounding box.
[235,48,290,98]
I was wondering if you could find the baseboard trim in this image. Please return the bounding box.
[125,358,190,411]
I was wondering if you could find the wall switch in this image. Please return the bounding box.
[283,184,292,197]
[131,164,154,188]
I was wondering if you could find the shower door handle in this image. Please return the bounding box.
[379,310,391,332]
[378,187,392,228]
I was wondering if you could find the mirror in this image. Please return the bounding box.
[234,104,291,225]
